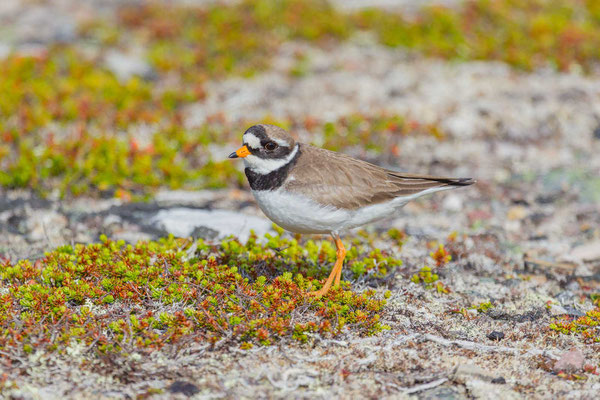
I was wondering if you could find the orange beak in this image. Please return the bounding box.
[228,145,250,159]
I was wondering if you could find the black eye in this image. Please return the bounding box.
[264,142,278,151]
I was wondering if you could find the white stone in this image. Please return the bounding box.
[152,208,273,242]
[548,304,567,316]
[453,364,495,383]
[570,241,600,262]
[25,210,68,243]
[466,379,521,400]
[104,49,153,81]
[442,194,463,212]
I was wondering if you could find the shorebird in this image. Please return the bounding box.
[229,124,474,296]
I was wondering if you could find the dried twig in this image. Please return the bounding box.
[523,254,576,271]
[0,350,27,363]
[421,333,560,360]
[402,378,448,394]
[182,240,198,262]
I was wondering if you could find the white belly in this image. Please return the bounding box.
[251,189,414,234]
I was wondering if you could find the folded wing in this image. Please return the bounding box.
[285,144,474,210]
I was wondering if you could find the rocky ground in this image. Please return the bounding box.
[1,0,600,399]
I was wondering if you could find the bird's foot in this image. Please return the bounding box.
[307,282,342,298]
[306,288,329,298]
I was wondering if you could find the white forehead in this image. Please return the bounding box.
[243,133,261,149]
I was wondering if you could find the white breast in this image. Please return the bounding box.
[252,189,350,234]
[252,185,457,235]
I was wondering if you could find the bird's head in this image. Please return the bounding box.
[229,125,299,175]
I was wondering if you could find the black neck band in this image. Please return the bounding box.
[245,146,301,191]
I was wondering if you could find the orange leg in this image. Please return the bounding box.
[334,243,344,287]
[308,234,346,297]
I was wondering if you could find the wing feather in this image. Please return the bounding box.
[284,144,474,210]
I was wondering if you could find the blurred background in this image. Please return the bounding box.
[0,0,599,262]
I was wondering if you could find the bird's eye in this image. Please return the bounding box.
[264,142,278,151]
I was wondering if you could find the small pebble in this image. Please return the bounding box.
[548,304,567,316]
[563,306,585,319]
[553,349,585,373]
[453,363,495,383]
[168,381,200,397]
[487,331,505,341]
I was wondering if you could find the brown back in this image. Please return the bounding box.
[284,144,474,210]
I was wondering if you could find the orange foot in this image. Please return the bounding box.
[307,234,346,298]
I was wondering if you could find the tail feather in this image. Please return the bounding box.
[449,177,476,186]
[386,171,476,187]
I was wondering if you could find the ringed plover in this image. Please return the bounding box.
[229,124,474,296]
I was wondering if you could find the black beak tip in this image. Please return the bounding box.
[228,152,238,159]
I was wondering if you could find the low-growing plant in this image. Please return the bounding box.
[0,232,397,358]
[411,266,450,294]
[430,244,452,267]
[473,301,494,313]
[549,307,600,343]
[0,107,439,196]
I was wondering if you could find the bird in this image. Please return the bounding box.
[229,124,475,297]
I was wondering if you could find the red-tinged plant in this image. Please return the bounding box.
[430,244,452,267]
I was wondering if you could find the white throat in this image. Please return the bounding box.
[244,144,299,175]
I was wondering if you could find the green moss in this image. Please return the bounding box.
[0,232,395,357]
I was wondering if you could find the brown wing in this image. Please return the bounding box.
[284,144,474,210]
